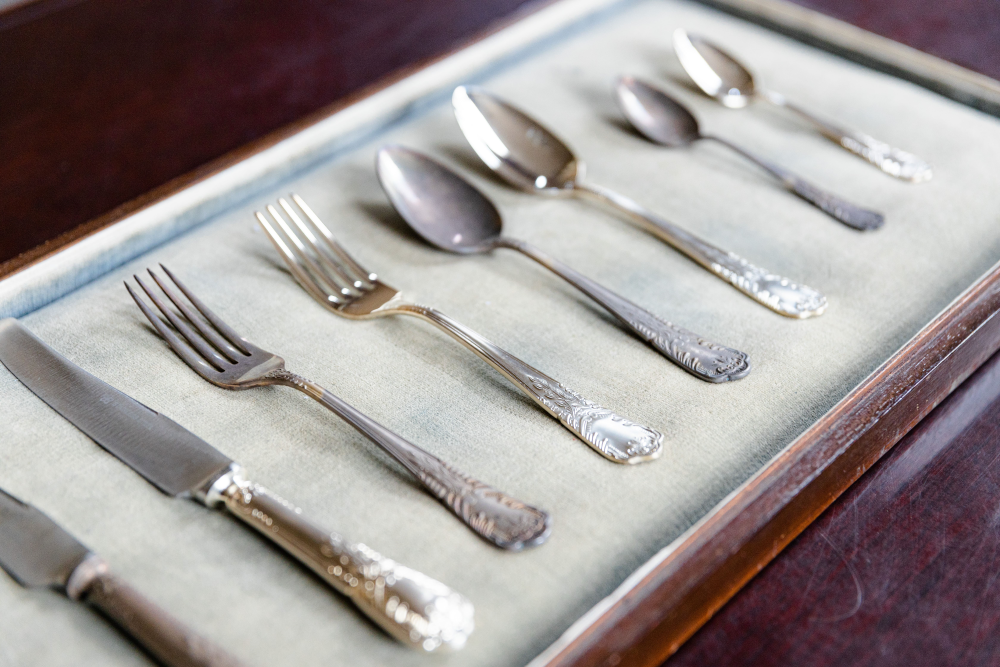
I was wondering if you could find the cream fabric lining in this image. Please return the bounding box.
[3,1,1000,665]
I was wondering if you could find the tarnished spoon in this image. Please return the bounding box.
[451,85,827,319]
[615,76,884,231]
[376,145,750,382]
[673,28,932,183]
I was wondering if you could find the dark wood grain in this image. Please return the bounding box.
[0,0,539,270]
[669,338,1000,666]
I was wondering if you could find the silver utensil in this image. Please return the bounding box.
[0,317,475,652]
[451,85,827,319]
[673,28,932,183]
[255,194,664,464]
[615,76,884,231]
[126,266,549,551]
[0,487,245,667]
[376,145,751,382]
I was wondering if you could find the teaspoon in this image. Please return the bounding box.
[673,28,932,183]
[452,85,827,319]
[615,76,884,231]
[376,145,751,383]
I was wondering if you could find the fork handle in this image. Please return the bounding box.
[762,90,932,183]
[399,305,663,464]
[264,371,550,550]
[206,468,473,652]
[496,237,750,382]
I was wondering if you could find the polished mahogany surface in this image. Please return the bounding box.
[0,0,538,270]
[669,346,1000,666]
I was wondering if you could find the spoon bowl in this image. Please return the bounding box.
[376,146,502,254]
[615,75,701,147]
[673,28,755,108]
[452,86,582,195]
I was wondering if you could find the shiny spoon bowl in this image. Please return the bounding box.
[673,28,932,183]
[376,145,751,382]
[452,85,827,319]
[615,76,884,231]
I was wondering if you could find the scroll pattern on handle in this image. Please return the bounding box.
[786,176,884,231]
[702,247,827,319]
[839,131,933,183]
[262,369,550,551]
[217,472,475,652]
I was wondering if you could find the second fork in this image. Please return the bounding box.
[257,194,665,465]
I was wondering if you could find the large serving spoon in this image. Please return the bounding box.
[673,28,932,183]
[615,76,884,231]
[376,145,750,382]
[451,85,827,319]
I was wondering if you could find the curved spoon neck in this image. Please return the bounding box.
[759,88,786,106]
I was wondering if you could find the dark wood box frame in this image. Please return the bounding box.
[3,1,999,665]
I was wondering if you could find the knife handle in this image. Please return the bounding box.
[207,467,474,652]
[66,555,246,667]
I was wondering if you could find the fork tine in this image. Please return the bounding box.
[266,204,354,299]
[133,274,230,371]
[291,194,377,285]
[126,280,223,379]
[158,264,251,355]
[148,268,243,362]
[256,210,348,306]
[275,199,362,296]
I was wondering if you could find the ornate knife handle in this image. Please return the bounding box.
[704,135,885,231]
[66,555,245,667]
[205,468,474,652]
[576,182,827,319]
[764,91,932,183]
[266,370,550,551]
[496,237,750,382]
[399,305,664,464]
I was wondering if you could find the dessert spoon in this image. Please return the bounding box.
[615,76,884,231]
[673,28,932,183]
[451,85,827,319]
[376,145,750,382]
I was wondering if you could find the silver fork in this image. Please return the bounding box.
[256,194,664,465]
[126,265,550,551]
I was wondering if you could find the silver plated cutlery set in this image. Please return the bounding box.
[0,29,929,664]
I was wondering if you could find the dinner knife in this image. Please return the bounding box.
[0,487,245,667]
[0,318,474,652]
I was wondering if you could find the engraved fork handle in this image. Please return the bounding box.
[762,90,932,183]
[494,236,749,382]
[205,468,474,652]
[702,135,885,231]
[265,369,549,550]
[396,304,663,464]
[574,182,827,319]
[67,555,245,667]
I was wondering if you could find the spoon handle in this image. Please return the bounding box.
[575,182,827,319]
[496,237,749,382]
[762,90,932,183]
[396,303,664,464]
[703,135,884,231]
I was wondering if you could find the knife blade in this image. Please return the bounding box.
[0,487,244,667]
[0,318,474,652]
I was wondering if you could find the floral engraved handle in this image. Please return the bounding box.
[701,246,827,319]
[705,135,885,231]
[209,468,475,651]
[499,237,750,382]
[765,92,933,183]
[405,306,664,464]
[576,182,827,319]
[265,369,550,551]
